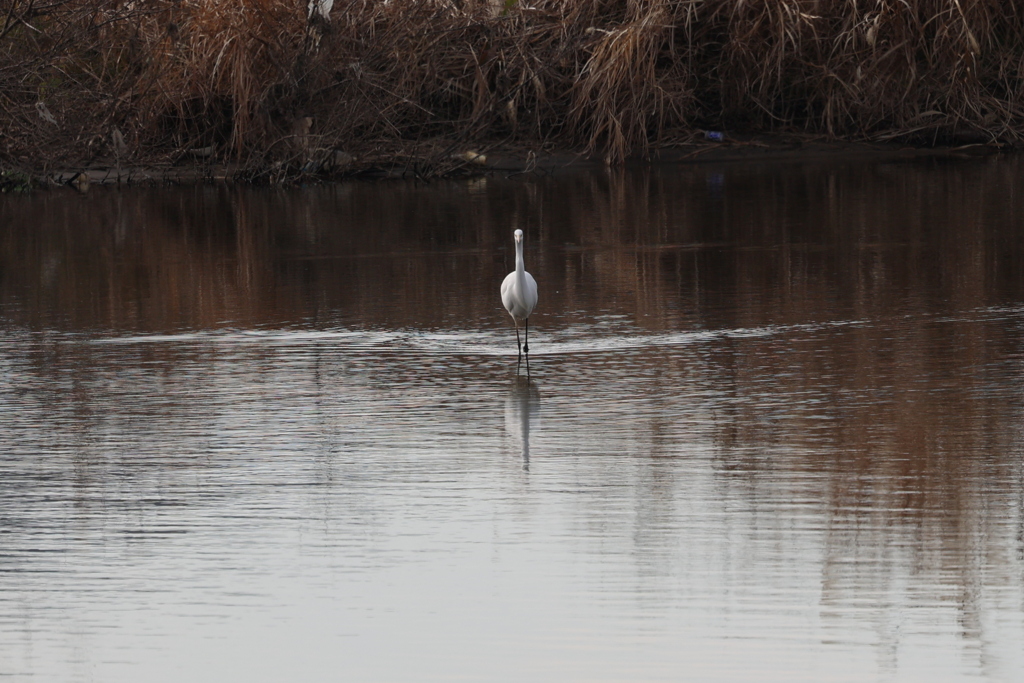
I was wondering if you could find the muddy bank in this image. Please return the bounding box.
[23,133,1002,191]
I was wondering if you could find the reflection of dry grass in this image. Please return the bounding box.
[4,163,1023,633]
[2,1,1024,169]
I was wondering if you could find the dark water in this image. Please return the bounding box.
[3,157,1024,681]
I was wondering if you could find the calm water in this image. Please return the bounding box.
[3,158,1024,681]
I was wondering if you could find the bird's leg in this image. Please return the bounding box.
[524,319,530,379]
[515,324,523,360]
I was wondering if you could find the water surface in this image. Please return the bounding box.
[3,158,1024,681]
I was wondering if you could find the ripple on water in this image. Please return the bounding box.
[4,169,1024,681]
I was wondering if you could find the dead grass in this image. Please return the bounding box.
[2,0,1024,174]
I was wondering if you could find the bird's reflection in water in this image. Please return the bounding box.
[505,377,541,471]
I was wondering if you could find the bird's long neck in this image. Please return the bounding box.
[515,239,525,276]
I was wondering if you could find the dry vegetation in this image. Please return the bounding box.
[2,0,1023,178]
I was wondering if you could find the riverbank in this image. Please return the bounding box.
[9,132,1001,192]
[3,0,1021,189]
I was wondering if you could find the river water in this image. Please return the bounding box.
[2,157,1024,681]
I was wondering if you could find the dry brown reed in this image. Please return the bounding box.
[3,0,1024,174]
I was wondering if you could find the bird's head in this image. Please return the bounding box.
[514,229,523,244]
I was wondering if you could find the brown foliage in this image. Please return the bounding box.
[2,0,1024,171]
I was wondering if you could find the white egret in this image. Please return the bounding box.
[501,229,538,367]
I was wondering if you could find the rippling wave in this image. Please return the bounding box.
[5,162,1024,682]
[85,317,881,357]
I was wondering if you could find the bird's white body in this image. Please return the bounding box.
[501,230,538,323]
[501,229,537,365]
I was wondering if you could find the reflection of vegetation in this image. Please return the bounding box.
[2,1,1024,173]
[3,162,1024,670]
[4,157,1024,333]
